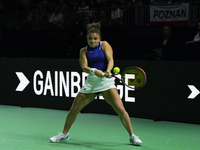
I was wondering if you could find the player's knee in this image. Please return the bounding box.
[115,107,126,116]
[69,106,80,116]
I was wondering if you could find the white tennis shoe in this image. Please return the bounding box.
[129,134,142,145]
[50,132,69,143]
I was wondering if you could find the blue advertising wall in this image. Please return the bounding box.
[1,58,200,124]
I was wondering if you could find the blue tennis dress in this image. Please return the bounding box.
[79,42,116,94]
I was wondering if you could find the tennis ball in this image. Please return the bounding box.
[113,67,120,74]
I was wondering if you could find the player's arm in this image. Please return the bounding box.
[101,41,114,78]
[79,48,90,74]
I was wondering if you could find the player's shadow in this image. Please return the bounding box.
[49,139,142,150]
[5,131,142,150]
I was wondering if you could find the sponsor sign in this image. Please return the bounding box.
[15,70,136,102]
[1,58,200,124]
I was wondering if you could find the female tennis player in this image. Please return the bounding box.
[50,22,142,145]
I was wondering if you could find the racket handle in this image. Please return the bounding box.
[102,73,112,77]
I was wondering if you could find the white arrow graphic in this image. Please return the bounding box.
[188,85,200,99]
[15,72,30,91]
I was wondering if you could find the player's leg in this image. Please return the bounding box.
[102,88,133,135]
[101,88,142,145]
[62,92,96,134]
[50,92,96,142]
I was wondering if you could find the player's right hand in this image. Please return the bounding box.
[95,69,104,77]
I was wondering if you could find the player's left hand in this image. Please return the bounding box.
[104,71,111,78]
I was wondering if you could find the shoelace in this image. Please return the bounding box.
[56,132,63,138]
[130,135,140,141]
[134,135,139,139]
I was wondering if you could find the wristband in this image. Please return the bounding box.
[90,68,96,75]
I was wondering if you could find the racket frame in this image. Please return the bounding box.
[111,66,147,89]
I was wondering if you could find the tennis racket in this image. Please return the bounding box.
[111,66,147,89]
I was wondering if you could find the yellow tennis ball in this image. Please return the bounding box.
[113,67,120,74]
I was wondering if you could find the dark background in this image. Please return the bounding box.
[0,26,199,61]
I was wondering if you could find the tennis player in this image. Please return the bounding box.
[50,22,142,145]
